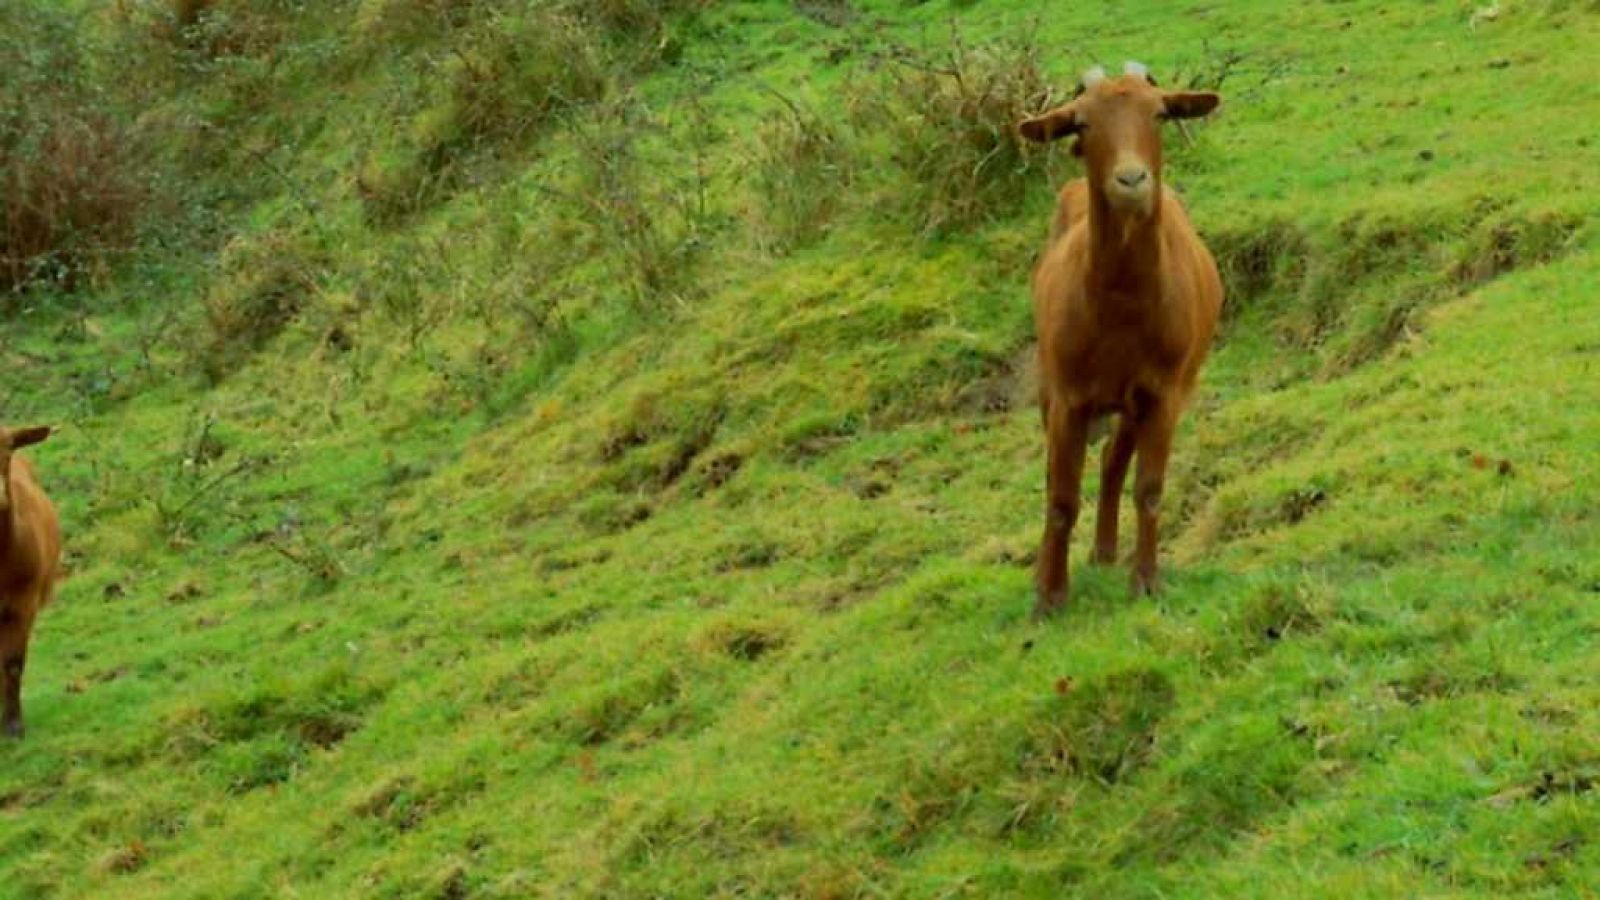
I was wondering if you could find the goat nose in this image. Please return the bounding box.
[1115,168,1149,188]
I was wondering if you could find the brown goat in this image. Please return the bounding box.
[0,425,60,738]
[1018,64,1224,618]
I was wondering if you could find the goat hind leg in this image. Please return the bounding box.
[1131,405,1178,597]
[1093,415,1138,565]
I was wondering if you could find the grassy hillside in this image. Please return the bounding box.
[3,0,1598,896]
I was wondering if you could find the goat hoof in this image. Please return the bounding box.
[1091,547,1118,566]
[1131,570,1160,598]
[2,721,22,740]
[1031,589,1067,621]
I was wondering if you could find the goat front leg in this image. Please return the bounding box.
[1034,402,1091,619]
[0,607,33,739]
[1131,402,1178,597]
[1093,414,1138,565]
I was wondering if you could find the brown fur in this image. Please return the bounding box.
[0,425,60,738]
[1019,72,1224,617]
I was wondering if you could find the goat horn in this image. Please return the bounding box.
[1124,60,1149,79]
[1081,66,1107,87]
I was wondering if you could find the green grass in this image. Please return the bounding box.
[2,0,1598,896]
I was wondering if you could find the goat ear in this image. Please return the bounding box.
[1162,91,1221,120]
[8,426,52,450]
[1018,104,1081,143]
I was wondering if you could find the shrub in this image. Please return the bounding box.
[354,0,482,44]
[543,98,716,306]
[138,0,288,60]
[0,5,144,296]
[194,224,329,380]
[574,0,704,45]
[846,29,1060,234]
[744,92,854,252]
[355,144,436,225]
[421,10,610,154]
[356,7,613,223]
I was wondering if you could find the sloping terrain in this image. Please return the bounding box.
[2,0,1597,896]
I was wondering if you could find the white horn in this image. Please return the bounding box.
[1124,60,1149,80]
[1082,66,1107,86]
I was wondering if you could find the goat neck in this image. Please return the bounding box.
[1084,176,1164,300]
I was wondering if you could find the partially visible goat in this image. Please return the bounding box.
[0,425,60,738]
